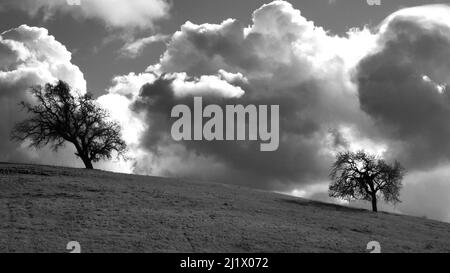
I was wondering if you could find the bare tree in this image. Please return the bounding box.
[329,151,404,212]
[11,81,127,169]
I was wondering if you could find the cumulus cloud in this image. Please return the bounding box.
[356,4,450,170]
[0,25,86,165]
[121,34,169,58]
[99,1,376,190]
[2,0,171,30]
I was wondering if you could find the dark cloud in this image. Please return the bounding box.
[129,75,337,190]
[356,9,450,169]
[111,1,370,190]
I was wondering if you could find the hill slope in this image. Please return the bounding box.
[0,163,449,253]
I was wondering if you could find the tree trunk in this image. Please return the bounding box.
[371,194,378,212]
[73,142,94,169]
[81,156,94,169]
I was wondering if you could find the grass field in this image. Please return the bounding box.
[0,163,449,253]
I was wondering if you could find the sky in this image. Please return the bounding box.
[1,0,448,94]
[1,0,450,223]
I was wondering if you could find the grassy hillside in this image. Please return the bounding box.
[0,163,449,253]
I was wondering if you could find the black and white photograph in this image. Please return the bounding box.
[0,0,449,260]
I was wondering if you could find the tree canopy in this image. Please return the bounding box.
[329,151,404,212]
[11,81,127,169]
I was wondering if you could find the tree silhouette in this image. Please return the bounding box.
[11,81,127,169]
[329,151,404,212]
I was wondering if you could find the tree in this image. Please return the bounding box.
[329,151,404,212]
[11,81,127,169]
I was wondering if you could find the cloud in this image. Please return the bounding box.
[0,24,86,165]
[0,25,86,93]
[3,0,171,30]
[99,0,376,190]
[356,4,450,170]
[121,34,169,58]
